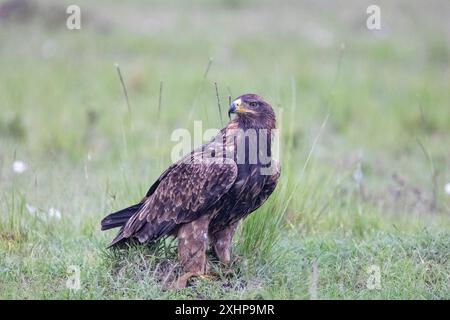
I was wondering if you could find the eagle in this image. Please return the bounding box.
[101,93,280,282]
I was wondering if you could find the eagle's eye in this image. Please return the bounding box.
[249,101,258,107]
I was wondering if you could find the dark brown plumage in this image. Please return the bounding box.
[101,93,280,279]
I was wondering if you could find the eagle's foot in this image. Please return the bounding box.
[170,272,217,289]
[170,272,196,289]
[198,274,216,281]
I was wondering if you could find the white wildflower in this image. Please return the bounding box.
[48,208,62,220]
[445,183,450,195]
[353,162,364,186]
[26,203,37,215]
[12,160,27,173]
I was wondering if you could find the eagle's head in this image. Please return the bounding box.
[228,93,276,130]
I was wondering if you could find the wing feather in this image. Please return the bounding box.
[120,143,237,243]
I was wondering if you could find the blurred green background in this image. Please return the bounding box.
[0,0,449,299]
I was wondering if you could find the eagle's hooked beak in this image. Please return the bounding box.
[228,98,241,119]
[228,98,255,119]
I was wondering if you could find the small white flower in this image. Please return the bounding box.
[12,161,27,173]
[353,163,364,185]
[445,183,450,195]
[26,203,37,215]
[48,208,62,220]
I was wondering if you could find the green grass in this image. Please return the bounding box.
[0,0,449,299]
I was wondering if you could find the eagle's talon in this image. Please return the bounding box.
[169,272,218,289]
[170,272,196,289]
[198,274,216,281]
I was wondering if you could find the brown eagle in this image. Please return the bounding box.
[101,93,280,279]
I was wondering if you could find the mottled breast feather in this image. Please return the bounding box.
[251,160,280,212]
[209,159,280,233]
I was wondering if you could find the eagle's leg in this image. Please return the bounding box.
[177,214,212,275]
[210,221,239,264]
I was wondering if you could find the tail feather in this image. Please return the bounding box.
[101,203,142,231]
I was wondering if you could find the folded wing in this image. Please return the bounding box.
[110,145,238,246]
